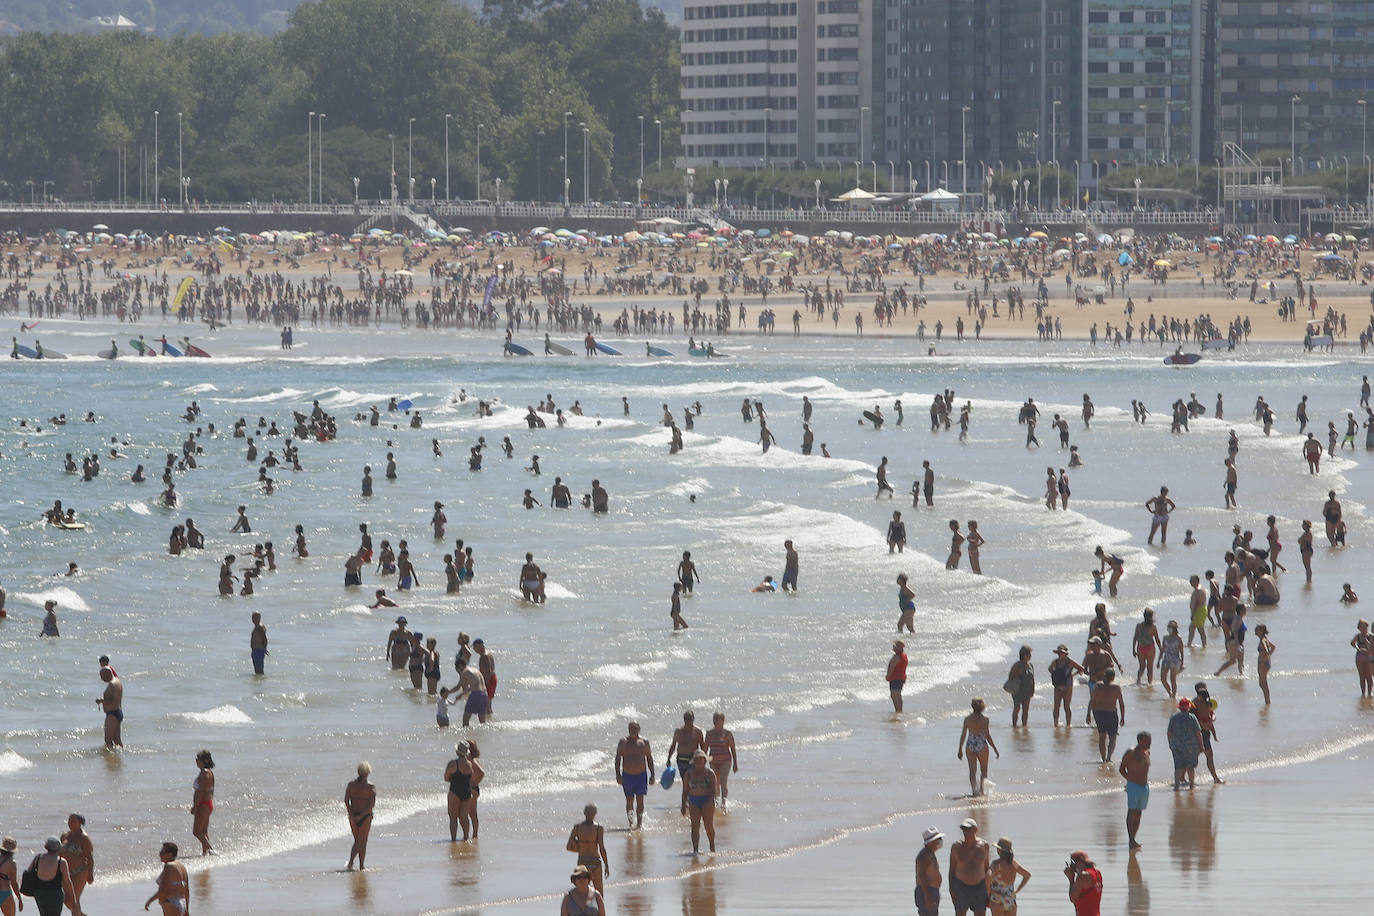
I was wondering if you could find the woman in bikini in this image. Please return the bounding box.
[1352,619,1372,697]
[957,697,999,797]
[292,524,308,558]
[1265,516,1286,571]
[191,750,215,856]
[946,519,964,570]
[59,813,94,908]
[1159,621,1185,699]
[407,633,428,690]
[966,520,986,574]
[142,842,189,915]
[424,637,442,695]
[681,751,718,854]
[465,740,484,839]
[1044,467,1058,510]
[704,712,739,808]
[1254,624,1275,704]
[0,836,19,916]
[344,761,376,870]
[1132,608,1162,686]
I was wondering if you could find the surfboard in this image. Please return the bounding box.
[594,341,621,356]
[1307,334,1334,348]
[1164,353,1201,365]
[52,521,86,530]
[130,339,159,356]
[39,348,67,359]
[98,348,117,359]
[505,343,533,356]
[545,342,574,356]
[862,409,884,427]
[397,398,413,411]
[1201,337,1230,351]
[646,344,674,357]
[160,342,183,357]
[13,344,38,359]
[185,344,211,358]
[20,321,39,332]
[688,347,709,357]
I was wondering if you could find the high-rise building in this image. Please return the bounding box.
[1078,1,1218,166]
[678,1,875,168]
[1219,1,1374,165]
[879,1,1079,194]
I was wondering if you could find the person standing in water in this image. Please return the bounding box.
[681,750,718,854]
[957,697,999,797]
[96,666,123,748]
[946,520,964,570]
[966,521,985,574]
[615,721,654,828]
[1145,486,1176,545]
[250,612,268,675]
[143,842,189,915]
[344,762,375,870]
[191,750,215,856]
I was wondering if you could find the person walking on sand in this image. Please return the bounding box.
[915,827,944,916]
[1118,732,1151,849]
[1144,486,1176,545]
[1159,621,1185,698]
[191,750,216,855]
[957,698,999,797]
[1190,683,1225,783]
[142,842,189,915]
[667,711,706,810]
[565,804,609,895]
[1167,698,1203,789]
[1088,669,1126,762]
[949,818,991,916]
[344,762,375,870]
[614,721,654,828]
[987,837,1031,916]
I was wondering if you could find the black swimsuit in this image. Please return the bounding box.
[449,765,472,800]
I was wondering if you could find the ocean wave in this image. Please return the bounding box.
[12,586,92,611]
[175,704,253,725]
[0,750,35,774]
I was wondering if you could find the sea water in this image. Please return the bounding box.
[1,325,1370,912]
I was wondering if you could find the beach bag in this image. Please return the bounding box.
[19,857,39,896]
[1002,677,1017,694]
[659,764,676,789]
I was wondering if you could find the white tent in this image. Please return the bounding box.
[831,187,877,202]
[917,188,960,202]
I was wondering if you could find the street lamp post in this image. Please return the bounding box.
[638,114,645,180]
[317,113,325,204]
[308,110,314,203]
[1291,95,1301,175]
[815,178,822,209]
[444,114,452,201]
[153,110,159,204]
[389,133,396,203]
[859,106,870,173]
[888,161,896,194]
[476,123,482,201]
[581,123,590,203]
[431,177,436,201]
[1134,177,1142,210]
[960,105,971,197]
[563,111,572,205]
[407,117,415,200]
[537,130,545,202]
[855,160,862,190]
[905,160,912,192]
[655,118,663,172]
[714,178,720,208]
[352,176,359,203]
[722,178,729,209]
[177,112,183,205]
[924,160,931,190]
[1051,98,1060,179]
[1360,100,1369,182]
[181,176,189,208]
[494,177,501,206]
[764,108,772,168]
[43,180,53,202]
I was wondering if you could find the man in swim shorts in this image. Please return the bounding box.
[666,711,705,811]
[96,665,123,748]
[1087,669,1125,762]
[948,818,990,915]
[614,721,654,828]
[474,639,497,711]
[915,827,943,916]
[1118,731,1151,849]
[780,539,799,592]
[453,659,489,726]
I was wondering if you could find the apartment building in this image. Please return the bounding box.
[679,1,874,167]
[1219,0,1374,163]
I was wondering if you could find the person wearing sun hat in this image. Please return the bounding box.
[914,826,944,916]
[988,836,1031,915]
[561,863,604,916]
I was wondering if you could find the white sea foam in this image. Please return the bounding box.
[590,661,669,682]
[175,704,253,725]
[14,586,91,611]
[0,750,35,774]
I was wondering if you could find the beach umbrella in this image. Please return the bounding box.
[757,228,771,238]
[839,231,854,240]
[1233,249,1249,256]
[1344,234,1357,242]
[1154,259,1171,267]
[1319,253,1344,260]
[778,251,794,258]
[824,230,841,238]
[555,228,575,238]
[888,242,904,249]
[1283,235,1298,244]
[1243,234,1258,241]
[792,234,810,244]
[91,223,109,231]
[1118,252,1134,265]
[1205,236,1223,243]
[1324,232,1341,241]
[1096,233,1114,244]
[393,269,413,276]
[696,241,710,249]
[1052,248,1071,257]
[530,226,550,235]
[981,231,998,241]
[1029,230,1049,239]
[623,231,642,242]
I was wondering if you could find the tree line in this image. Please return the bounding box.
[0,0,679,204]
